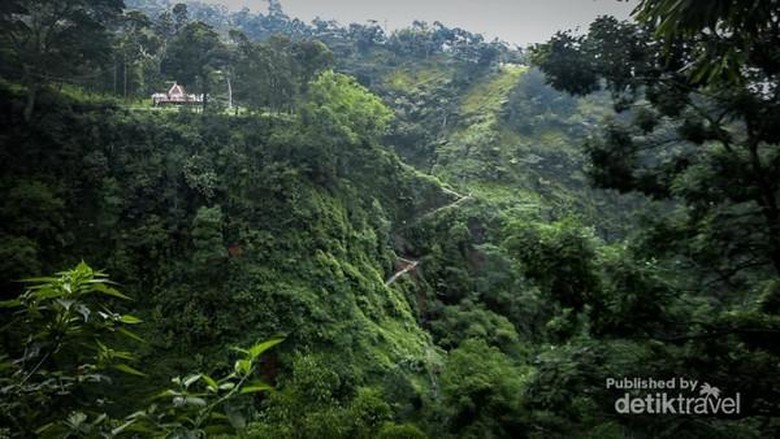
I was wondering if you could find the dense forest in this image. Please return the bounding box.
[0,0,778,437]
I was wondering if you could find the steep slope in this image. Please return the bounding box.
[419,65,641,234]
[0,81,450,435]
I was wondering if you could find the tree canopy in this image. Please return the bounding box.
[532,4,780,279]
[0,0,124,119]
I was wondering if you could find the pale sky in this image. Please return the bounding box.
[203,0,637,47]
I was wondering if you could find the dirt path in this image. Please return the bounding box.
[384,188,471,286]
[418,193,472,220]
[385,258,420,286]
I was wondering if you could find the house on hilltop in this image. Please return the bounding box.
[151,82,203,106]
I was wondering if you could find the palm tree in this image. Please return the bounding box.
[699,383,721,399]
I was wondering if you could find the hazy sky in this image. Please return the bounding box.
[203,0,637,47]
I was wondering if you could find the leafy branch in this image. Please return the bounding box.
[0,262,283,438]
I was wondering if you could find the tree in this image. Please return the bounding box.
[0,262,144,435]
[0,0,124,120]
[531,9,780,281]
[162,20,227,110]
[114,10,160,98]
[230,32,298,112]
[440,339,526,437]
[285,70,393,183]
[0,262,283,437]
[531,8,780,435]
[302,70,393,146]
[191,205,226,268]
[349,21,385,54]
[633,0,779,84]
[287,38,334,93]
[171,2,188,33]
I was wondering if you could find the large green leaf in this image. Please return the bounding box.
[202,374,219,393]
[114,363,147,377]
[0,299,21,308]
[183,374,202,388]
[117,327,146,344]
[119,314,142,324]
[244,335,285,361]
[239,381,273,394]
[92,283,132,300]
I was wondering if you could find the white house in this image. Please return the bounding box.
[151,83,203,106]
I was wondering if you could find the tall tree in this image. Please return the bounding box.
[634,0,779,83]
[302,70,393,146]
[161,20,227,110]
[114,10,160,98]
[0,0,124,120]
[532,7,780,281]
[230,32,294,112]
[533,6,780,433]
[171,2,188,32]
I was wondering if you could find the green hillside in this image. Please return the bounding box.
[1,1,778,438]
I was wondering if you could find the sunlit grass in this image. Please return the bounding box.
[460,64,527,118]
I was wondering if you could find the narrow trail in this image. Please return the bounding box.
[418,193,472,220]
[440,187,463,198]
[384,188,472,286]
[385,258,420,286]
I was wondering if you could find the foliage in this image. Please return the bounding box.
[229,32,334,112]
[532,11,780,279]
[2,1,779,438]
[248,353,408,439]
[0,262,283,438]
[162,20,227,109]
[122,336,284,437]
[529,2,780,436]
[0,262,142,435]
[439,339,527,438]
[634,0,779,84]
[505,219,601,314]
[191,205,226,267]
[376,422,428,439]
[0,0,124,119]
[302,70,393,146]
[428,300,521,353]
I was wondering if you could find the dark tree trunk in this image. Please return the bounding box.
[201,79,210,112]
[763,206,780,275]
[23,84,39,122]
[113,61,117,95]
